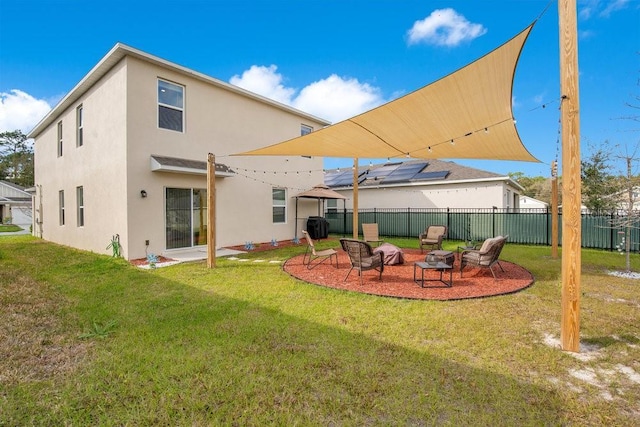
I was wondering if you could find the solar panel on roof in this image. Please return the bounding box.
[412,171,449,181]
[366,164,400,179]
[325,171,366,187]
[384,162,428,183]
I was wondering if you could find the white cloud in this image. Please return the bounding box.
[579,0,630,20]
[230,65,295,105]
[292,75,384,123]
[599,0,629,17]
[0,89,51,133]
[230,66,386,123]
[407,8,487,47]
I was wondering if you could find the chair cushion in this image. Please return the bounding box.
[479,236,498,252]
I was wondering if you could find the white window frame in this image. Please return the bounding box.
[272,187,287,224]
[59,190,65,226]
[158,79,185,132]
[57,121,63,157]
[76,186,84,227]
[301,124,313,136]
[76,105,83,147]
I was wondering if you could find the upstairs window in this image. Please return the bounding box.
[272,188,286,223]
[158,79,184,132]
[76,105,83,146]
[57,121,63,157]
[301,124,313,136]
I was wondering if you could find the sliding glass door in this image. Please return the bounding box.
[165,188,207,249]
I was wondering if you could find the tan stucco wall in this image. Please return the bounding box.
[34,60,129,255]
[123,57,324,259]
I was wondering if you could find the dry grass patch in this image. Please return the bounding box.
[0,267,90,385]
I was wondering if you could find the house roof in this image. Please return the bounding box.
[0,180,27,192]
[0,180,31,204]
[150,155,234,177]
[27,43,331,139]
[325,159,523,191]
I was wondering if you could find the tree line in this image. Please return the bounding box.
[0,130,33,188]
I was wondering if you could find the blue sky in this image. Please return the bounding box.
[1,0,638,177]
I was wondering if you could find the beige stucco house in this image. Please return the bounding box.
[324,159,525,210]
[28,43,330,260]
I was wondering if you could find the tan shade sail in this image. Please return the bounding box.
[236,24,539,163]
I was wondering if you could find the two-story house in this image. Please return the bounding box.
[28,43,330,260]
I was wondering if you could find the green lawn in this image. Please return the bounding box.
[0,224,22,232]
[1,235,639,425]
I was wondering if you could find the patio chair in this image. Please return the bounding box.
[362,223,383,247]
[460,235,507,279]
[419,225,448,252]
[301,230,338,270]
[339,238,384,285]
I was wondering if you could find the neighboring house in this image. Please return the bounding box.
[28,43,330,260]
[614,186,640,211]
[324,159,525,210]
[0,180,32,226]
[518,195,549,210]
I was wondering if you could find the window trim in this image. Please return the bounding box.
[76,105,83,147]
[158,79,185,132]
[57,121,63,157]
[301,124,313,136]
[272,187,287,224]
[76,186,84,227]
[59,190,65,226]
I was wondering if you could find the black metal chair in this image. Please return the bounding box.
[339,238,384,285]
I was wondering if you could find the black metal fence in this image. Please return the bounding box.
[324,207,640,252]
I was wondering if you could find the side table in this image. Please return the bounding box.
[413,261,453,288]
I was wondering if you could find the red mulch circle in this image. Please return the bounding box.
[283,248,534,300]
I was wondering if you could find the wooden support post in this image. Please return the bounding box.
[207,153,216,268]
[352,158,359,239]
[559,0,581,352]
[551,161,559,259]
